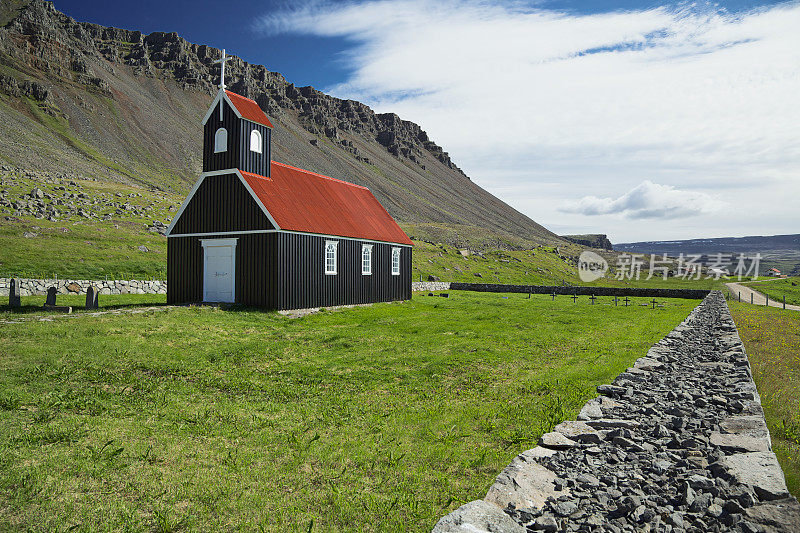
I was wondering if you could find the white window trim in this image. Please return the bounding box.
[325,240,338,275]
[362,244,373,275]
[200,238,237,303]
[214,127,228,153]
[250,129,263,154]
[391,247,401,276]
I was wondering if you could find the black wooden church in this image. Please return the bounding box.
[166,51,412,309]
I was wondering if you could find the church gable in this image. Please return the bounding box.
[168,172,274,235]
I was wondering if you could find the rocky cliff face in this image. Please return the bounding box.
[561,234,614,251]
[0,0,560,244]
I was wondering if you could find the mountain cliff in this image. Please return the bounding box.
[0,0,561,245]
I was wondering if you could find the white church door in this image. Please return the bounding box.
[201,238,237,303]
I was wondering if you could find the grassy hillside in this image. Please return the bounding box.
[740,277,800,307]
[0,291,697,531]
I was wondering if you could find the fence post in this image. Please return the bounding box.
[766,295,769,306]
[738,291,741,302]
[783,295,786,310]
[751,293,753,304]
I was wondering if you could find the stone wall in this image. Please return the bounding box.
[449,282,710,300]
[433,291,800,532]
[412,281,452,292]
[0,277,166,297]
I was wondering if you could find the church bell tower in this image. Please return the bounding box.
[201,49,273,177]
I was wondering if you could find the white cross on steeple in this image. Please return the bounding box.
[213,49,231,90]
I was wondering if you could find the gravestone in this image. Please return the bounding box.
[44,286,72,313]
[45,287,57,306]
[86,286,99,309]
[9,278,21,308]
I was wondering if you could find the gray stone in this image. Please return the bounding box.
[688,474,714,490]
[86,286,99,310]
[432,500,526,533]
[45,286,57,306]
[722,452,790,501]
[485,449,565,511]
[585,418,639,430]
[553,420,602,444]
[633,356,664,371]
[720,416,770,439]
[710,432,770,454]
[9,277,20,308]
[553,500,578,517]
[575,473,601,487]
[652,459,672,474]
[539,431,576,449]
[532,515,558,532]
[745,499,800,532]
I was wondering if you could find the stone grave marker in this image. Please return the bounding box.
[86,286,99,309]
[45,286,57,306]
[9,278,21,308]
[43,286,72,313]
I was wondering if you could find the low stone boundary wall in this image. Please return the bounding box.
[449,282,710,299]
[433,291,800,532]
[412,281,452,292]
[0,277,166,297]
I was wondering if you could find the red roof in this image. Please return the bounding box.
[225,90,273,128]
[241,163,412,245]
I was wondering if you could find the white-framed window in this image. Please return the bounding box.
[362,244,373,275]
[214,127,228,153]
[250,129,262,153]
[391,247,401,276]
[325,240,338,275]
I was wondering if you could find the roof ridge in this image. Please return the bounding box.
[224,89,258,105]
[270,161,369,190]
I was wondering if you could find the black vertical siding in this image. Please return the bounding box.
[237,120,270,177]
[167,236,203,304]
[235,233,278,308]
[168,230,411,309]
[203,100,240,172]
[275,233,412,310]
[170,173,273,235]
[203,98,271,177]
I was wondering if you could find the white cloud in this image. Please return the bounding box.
[255,0,800,241]
[559,180,728,219]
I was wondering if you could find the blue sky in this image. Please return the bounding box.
[55,0,800,242]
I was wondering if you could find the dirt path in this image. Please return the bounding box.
[725,282,800,311]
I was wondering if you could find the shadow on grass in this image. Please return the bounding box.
[0,302,172,316]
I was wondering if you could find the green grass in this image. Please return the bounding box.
[0,291,697,531]
[729,301,800,499]
[740,277,800,307]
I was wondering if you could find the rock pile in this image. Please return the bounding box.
[434,291,800,532]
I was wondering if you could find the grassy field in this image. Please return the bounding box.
[729,301,800,499]
[0,292,698,531]
[740,277,800,307]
